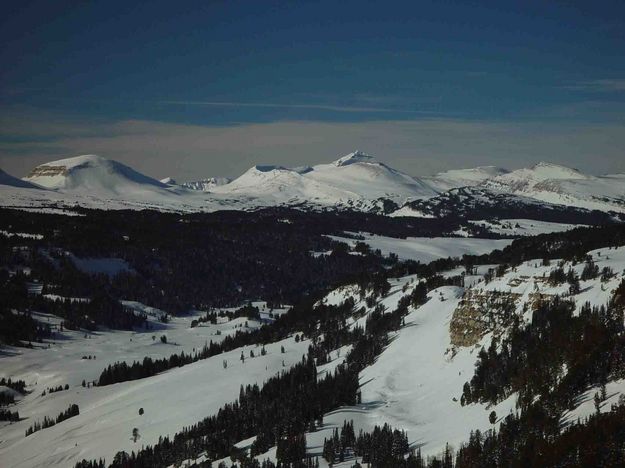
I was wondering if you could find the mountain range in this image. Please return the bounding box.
[2,155,625,468]
[1,151,624,219]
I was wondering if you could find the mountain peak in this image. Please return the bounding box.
[525,162,586,180]
[533,161,562,167]
[424,166,510,192]
[252,165,290,173]
[24,154,167,191]
[334,150,376,167]
[34,154,107,171]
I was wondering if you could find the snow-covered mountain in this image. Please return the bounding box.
[481,162,625,213]
[210,151,437,209]
[424,166,509,192]
[0,151,438,212]
[0,155,205,212]
[307,151,436,201]
[24,155,169,195]
[181,177,232,191]
[1,152,624,219]
[211,164,340,201]
[390,186,623,226]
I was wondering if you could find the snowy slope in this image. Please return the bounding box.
[482,162,625,213]
[0,169,53,210]
[424,166,509,192]
[3,243,625,467]
[2,154,624,218]
[228,245,622,467]
[304,151,437,202]
[297,284,517,463]
[0,302,303,468]
[328,233,513,262]
[7,155,238,212]
[181,177,232,191]
[0,172,75,213]
[211,151,438,209]
[299,246,625,464]
[24,155,169,194]
[467,219,587,236]
[1,152,436,213]
[210,165,349,205]
[0,169,42,189]
[390,185,622,228]
[465,246,625,320]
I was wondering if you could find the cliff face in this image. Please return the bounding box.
[27,165,69,178]
[450,289,521,347]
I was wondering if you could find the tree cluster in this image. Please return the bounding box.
[25,403,79,437]
[461,292,625,411]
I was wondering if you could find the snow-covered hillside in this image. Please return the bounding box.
[180,177,232,191]
[4,232,625,467]
[466,218,589,236]
[1,153,624,225]
[292,282,518,466]
[210,151,437,209]
[194,243,625,467]
[390,185,623,229]
[0,152,436,213]
[328,233,513,261]
[423,166,509,192]
[0,169,41,189]
[8,155,198,211]
[278,246,625,466]
[305,151,436,202]
[482,162,625,213]
[210,164,350,205]
[25,155,168,193]
[0,302,300,468]
[3,155,237,212]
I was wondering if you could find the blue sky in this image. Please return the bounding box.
[1,0,624,179]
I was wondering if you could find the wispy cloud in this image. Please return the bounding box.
[0,92,447,115]
[158,100,441,114]
[562,79,625,92]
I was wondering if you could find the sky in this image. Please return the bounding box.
[1,0,624,180]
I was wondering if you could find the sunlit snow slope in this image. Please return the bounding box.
[2,243,625,467]
[482,162,625,213]
[2,153,624,217]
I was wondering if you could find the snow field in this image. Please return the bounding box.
[0,302,296,467]
[328,232,513,262]
[3,247,625,467]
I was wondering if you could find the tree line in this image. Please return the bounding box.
[25,403,79,437]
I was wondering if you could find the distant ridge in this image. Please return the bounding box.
[0,151,623,215]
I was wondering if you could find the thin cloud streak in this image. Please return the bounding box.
[158,100,443,114]
[0,94,451,115]
[562,79,625,92]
